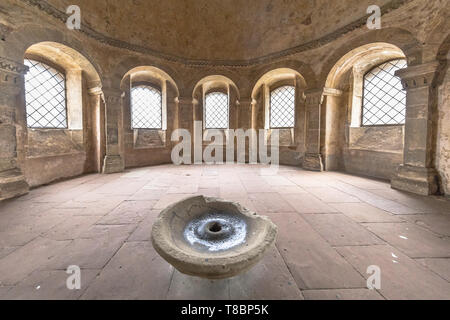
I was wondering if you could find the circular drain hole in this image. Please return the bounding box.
[209,222,222,233]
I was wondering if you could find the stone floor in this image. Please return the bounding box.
[0,164,449,300]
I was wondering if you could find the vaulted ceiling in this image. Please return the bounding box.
[45,0,391,61]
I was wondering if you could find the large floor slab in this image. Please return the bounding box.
[336,245,450,300]
[0,164,449,300]
[271,213,366,290]
[80,242,173,300]
[364,222,450,258]
[303,214,385,247]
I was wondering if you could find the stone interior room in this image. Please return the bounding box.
[0,0,449,300]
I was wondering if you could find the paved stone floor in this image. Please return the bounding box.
[0,164,449,300]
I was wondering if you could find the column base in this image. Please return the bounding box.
[391,165,439,196]
[102,155,124,174]
[0,168,29,201]
[303,153,324,172]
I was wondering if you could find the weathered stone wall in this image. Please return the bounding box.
[343,126,404,180]
[0,0,449,197]
[436,68,450,195]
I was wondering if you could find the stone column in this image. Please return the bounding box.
[0,57,29,200]
[391,62,440,195]
[175,97,195,162]
[303,89,325,171]
[102,87,124,174]
[322,88,343,171]
[88,87,105,173]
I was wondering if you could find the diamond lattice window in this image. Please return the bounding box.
[205,92,229,129]
[362,59,407,126]
[270,86,295,128]
[24,59,67,129]
[131,85,162,129]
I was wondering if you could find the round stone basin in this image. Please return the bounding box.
[151,195,277,279]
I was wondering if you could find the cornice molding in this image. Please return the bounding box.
[18,0,411,68]
[0,57,29,75]
[395,61,440,89]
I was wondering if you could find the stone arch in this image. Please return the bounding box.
[25,41,102,90]
[192,75,240,100]
[109,56,181,93]
[324,42,406,90]
[6,24,103,88]
[251,67,307,100]
[319,28,422,87]
[249,60,316,94]
[186,72,240,98]
[120,65,180,97]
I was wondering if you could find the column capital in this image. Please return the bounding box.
[237,98,255,106]
[101,87,123,104]
[304,89,325,106]
[88,86,103,96]
[395,61,440,90]
[0,57,29,76]
[323,87,343,97]
[175,96,194,105]
[0,57,28,97]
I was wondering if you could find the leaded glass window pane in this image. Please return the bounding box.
[362,59,407,126]
[205,92,229,129]
[270,86,295,128]
[131,85,162,129]
[24,59,67,129]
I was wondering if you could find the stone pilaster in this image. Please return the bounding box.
[101,87,124,174]
[303,89,325,171]
[0,57,29,200]
[237,98,253,130]
[175,97,195,162]
[391,62,440,195]
[176,97,194,132]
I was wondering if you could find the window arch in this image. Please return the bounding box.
[270,85,295,128]
[24,59,67,129]
[362,59,407,126]
[131,84,163,129]
[205,92,229,129]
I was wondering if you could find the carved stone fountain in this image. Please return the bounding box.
[151,195,277,279]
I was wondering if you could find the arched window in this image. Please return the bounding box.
[362,59,407,126]
[24,59,67,129]
[205,92,229,129]
[131,84,162,129]
[270,85,295,128]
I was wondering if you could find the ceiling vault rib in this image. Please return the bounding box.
[18,0,412,67]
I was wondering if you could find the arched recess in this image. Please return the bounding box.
[190,75,240,163]
[192,75,240,130]
[21,41,103,187]
[119,66,180,168]
[323,42,408,179]
[251,68,307,166]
